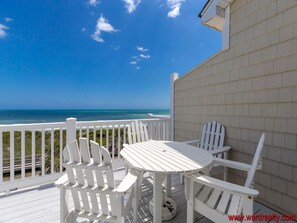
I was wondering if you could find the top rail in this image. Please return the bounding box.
[76,117,169,127]
[0,122,66,131]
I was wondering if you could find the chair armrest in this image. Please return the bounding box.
[210,146,231,156]
[55,174,68,187]
[188,175,259,197]
[183,139,200,146]
[213,157,251,172]
[115,169,139,195]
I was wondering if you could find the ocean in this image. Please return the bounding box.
[0,109,170,124]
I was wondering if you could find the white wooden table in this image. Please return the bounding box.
[120,140,213,223]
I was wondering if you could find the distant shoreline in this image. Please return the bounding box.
[0,109,170,125]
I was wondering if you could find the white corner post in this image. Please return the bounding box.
[170,73,179,141]
[222,5,230,50]
[66,118,77,145]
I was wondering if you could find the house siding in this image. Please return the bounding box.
[174,0,297,215]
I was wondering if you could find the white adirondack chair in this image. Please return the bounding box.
[124,120,149,175]
[186,121,231,158]
[127,120,149,144]
[185,121,231,180]
[184,133,265,223]
[55,138,140,223]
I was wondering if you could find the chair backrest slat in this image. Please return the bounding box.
[63,147,75,183]
[101,146,115,189]
[218,123,225,150]
[90,141,104,187]
[90,192,100,214]
[64,141,82,211]
[69,141,85,185]
[245,133,265,188]
[68,140,81,163]
[200,124,207,148]
[134,120,141,142]
[131,122,137,143]
[89,141,110,215]
[139,122,145,141]
[80,138,95,187]
[127,125,132,145]
[101,145,115,216]
[207,121,216,151]
[213,122,222,150]
[201,122,212,150]
[140,122,149,141]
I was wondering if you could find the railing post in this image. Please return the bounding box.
[66,118,77,145]
[170,73,179,141]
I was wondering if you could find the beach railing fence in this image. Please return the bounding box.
[0,117,170,194]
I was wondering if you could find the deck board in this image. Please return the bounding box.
[0,170,294,223]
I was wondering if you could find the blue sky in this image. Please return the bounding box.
[0,0,221,109]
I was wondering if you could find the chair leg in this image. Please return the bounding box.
[223,152,228,181]
[242,196,253,223]
[186,179,194,223]
[133,180,139,223]
[137,171,144,199]
[60,187,69,223]
[165,174,172,197]
[180,174,184,184]
[64,210,76,223]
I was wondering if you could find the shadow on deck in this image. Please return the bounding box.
[0,170,294,223]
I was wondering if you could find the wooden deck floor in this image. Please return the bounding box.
[0,170,294,223]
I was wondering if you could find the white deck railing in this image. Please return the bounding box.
[0,117,170,194]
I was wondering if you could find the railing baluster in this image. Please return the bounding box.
[21,130,25,179]
[106,126,109,152]
[162,122,166,140]
[93,126,96,141]
[157,122,160,140]
[60,128,63,173]
[10,130,14,182]
[100,125,102,147]
[117,125,120,159]
[51,128,54,174]
[166,122,169,140]
[86,126,89,142]
[32,130,35,177]
[79,127,82,138]
[112,125,115,161]
[41,129,45,176]
[152,122,155,139]
[0,131,3,183]
[152,123,155,139]
[123,124,126,144]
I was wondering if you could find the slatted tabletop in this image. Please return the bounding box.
[121,140,213,174]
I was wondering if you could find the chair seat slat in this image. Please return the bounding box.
[196,186,213,203]
[216,191,231,214]
[228,195,242,215]
[206,188,221,208]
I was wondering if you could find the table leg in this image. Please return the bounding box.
[165,174,172,198]
[150,173,177,222]
[153,172,165,223]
